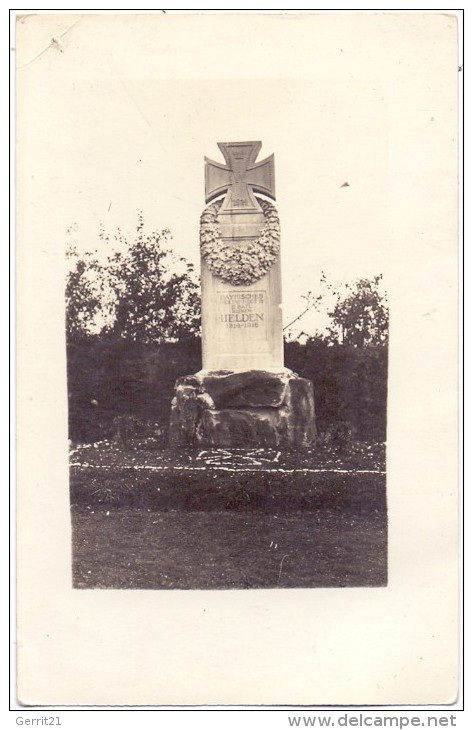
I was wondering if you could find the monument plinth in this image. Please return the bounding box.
[170,141,316,449]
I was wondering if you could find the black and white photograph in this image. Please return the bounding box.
[66,136,389,591]
[15,11,459,708]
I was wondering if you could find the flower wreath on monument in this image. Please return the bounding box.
[200,196,280,286]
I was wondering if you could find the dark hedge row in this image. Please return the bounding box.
[67,336,387,444]
[284,339,388,442]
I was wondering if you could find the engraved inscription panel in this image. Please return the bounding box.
[218,290,268,339]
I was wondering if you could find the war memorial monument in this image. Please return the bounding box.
[170,141,316,449]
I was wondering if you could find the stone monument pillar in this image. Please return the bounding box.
[169,141,316,449]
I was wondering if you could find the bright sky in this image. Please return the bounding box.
[63,74,388,335]
[18,12,439,336]
[62,73,388,251]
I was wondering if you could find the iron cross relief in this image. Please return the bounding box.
[205,141,275,216]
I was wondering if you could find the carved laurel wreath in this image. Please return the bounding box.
[200,196,280,286]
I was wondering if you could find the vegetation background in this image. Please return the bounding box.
[66,218,388,446]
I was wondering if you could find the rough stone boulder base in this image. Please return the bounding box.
[286,377,317,447]
[169,369,316,450]
[200,369,288,408]
[201,408,280,448]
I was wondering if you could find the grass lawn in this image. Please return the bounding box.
[72,507,386,590]
[70,442,387,590]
